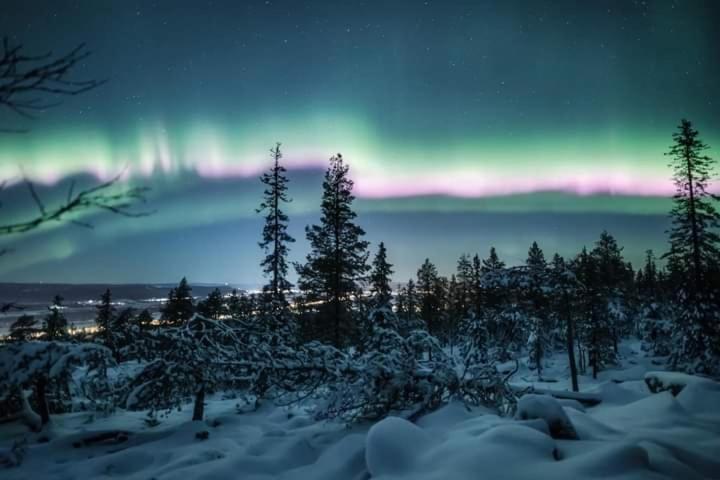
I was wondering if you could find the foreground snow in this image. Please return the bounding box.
[1,343,719,479]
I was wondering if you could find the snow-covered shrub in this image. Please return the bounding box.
[667,295,720,378]
[319,325,456,422]
[457,313,520,416]
[639,303,673,356]
[124,314,246,420]
[293,308,520,423]
[515,394,578,440]
[0,341,114,428]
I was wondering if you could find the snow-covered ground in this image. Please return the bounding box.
[1,340,719,479]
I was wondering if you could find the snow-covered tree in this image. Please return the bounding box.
[125,314,244,421]
[523,242,553,377]
[662,119,720,375]
[0,341,114,429]
[572,247,614,379]
[664,119,720,294]
[549,254,580,391]
[417,258,443,340]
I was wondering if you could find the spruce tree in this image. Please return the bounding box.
[396,279,421,334]
[663,119,720,374]
[95,288,114,345]
[257,143,295,305]
[481,247,506,339]
[369,242,394,307]
[481,246,506,309]
[417,258,442,337]
[197,288,226,320]
[296,154,369,347]
[470,254,484,319]
[573,246,616,379]
[455,254,473,318]
[637,250,659,300]
[227,289,255,322]
[161,277,194,326]
[664,119,720,295]
[43,295,68,340]
[525,242,549,376]
[591,231,629,354]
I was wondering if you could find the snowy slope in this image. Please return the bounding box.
[1,342,719,480]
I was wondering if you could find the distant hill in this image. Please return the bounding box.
[0,282,255,304]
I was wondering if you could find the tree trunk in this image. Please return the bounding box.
[591,347,598,380]
[192,384,205,421]
[36,376,50,426]
[565,295,579,392]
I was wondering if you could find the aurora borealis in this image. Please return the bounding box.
[0,0,719,284]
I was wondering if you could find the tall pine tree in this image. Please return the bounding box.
[296,154,369,347]
[664,119,720,295]
[257,142,295,305]
[663,119,720,374]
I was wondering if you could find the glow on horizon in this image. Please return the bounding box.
[0,116,694,199]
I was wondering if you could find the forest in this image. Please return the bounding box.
[1,120,718,435]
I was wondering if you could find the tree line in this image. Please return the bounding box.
[1,119,719,430]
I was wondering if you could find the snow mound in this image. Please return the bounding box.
[590,381,647,406]
[644,371,714,396]
[675,377,720,417]
[365,416,431,476]
[515,394,578,440]
[556,398,585,412]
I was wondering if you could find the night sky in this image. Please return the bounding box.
[0,0,718,285]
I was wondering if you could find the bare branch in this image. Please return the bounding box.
[0,175,153,236]
[25,179,46,216]
[0,37,106,131]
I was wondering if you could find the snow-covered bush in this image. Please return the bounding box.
[0,341,114,428]
[666,295,720,378]
[318,325,457,422]
[123,314,247,420]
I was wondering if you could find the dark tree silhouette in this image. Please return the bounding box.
[8,313,38,342]
[43,295,67,341]
[197,288,226,320]
[369,241,394,307]
[664,119,720,295]
[296,154,369,347]
[257,143,295,305]
[95,288,115,345]
[161,278,195,326]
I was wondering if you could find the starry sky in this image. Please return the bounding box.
[0,0,718,285]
